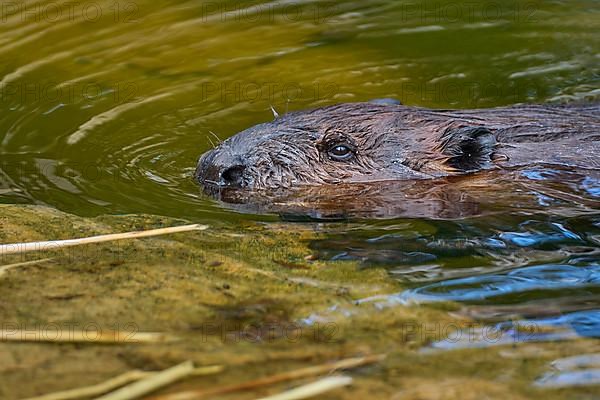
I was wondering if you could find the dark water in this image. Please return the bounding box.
[1,0,600,389]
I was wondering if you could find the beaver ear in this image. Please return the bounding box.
[436,126,497,172]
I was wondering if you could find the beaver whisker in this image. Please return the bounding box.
[208,130,223,144]
[206,135,216,149]
[203,179,222,186]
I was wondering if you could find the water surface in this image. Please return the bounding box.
[1,0,598,219]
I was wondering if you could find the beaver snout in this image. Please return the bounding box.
[195,148,249,188]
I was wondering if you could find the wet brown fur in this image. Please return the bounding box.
[195,102,600,190]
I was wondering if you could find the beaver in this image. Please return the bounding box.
[195,100,600,193]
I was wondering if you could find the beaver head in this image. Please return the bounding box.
[195,102,500,191]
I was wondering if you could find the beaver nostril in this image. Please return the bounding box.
[221,165,246,186]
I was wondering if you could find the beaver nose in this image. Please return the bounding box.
[221,165,246,187]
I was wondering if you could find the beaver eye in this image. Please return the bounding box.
[328,144,354,161]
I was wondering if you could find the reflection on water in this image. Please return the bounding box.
[310,212,600,352]
[535,353,600,388]
[404,264,600,302]
[209,166,600,220]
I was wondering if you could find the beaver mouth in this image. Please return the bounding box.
[199,183,254,204]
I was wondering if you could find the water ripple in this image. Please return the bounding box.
[402,264,600,303]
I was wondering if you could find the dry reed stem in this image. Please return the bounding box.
[23,366,224,400]
[0,330,172,344]
[95,361,195,400]
[151,354,385,400]
[255,375,353,400]
[0,257,53,277]
[0,224,208,255]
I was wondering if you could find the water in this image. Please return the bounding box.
[1,0,600,393]
[309,215,600,348]
[1,0,598,219]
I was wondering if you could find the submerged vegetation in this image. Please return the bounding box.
[1,205,599,399]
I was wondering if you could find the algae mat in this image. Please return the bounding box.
[0,205,597,399]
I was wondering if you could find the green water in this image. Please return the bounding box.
[0,0,598,220]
